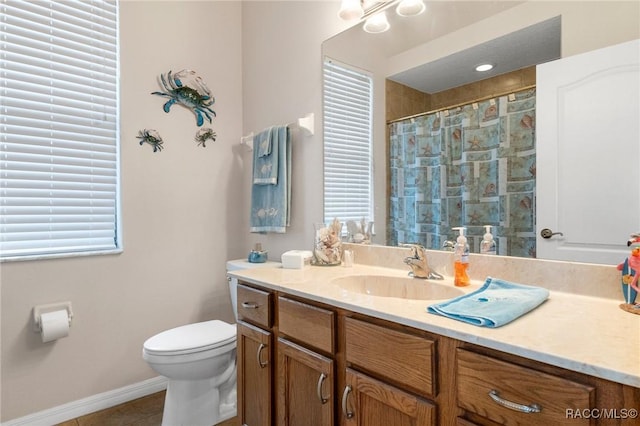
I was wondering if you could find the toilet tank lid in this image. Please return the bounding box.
[143,320,236,354]
[226,259,281,271]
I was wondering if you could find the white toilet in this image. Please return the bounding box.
[142,259,280,426]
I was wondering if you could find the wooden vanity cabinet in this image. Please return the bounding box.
[237,284,274,426]
[343,367,436,425]
[341,316,438,425]
[277,296,336,425]
[236,281,640,426]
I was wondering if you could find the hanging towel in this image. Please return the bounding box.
[250,125,291,233]
[253,127,279,185]
[427,277,549,328]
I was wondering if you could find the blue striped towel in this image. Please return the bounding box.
[427,277,549,327]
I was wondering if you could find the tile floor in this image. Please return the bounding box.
[55,391,239,426]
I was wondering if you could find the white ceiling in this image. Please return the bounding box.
[389,16,562,93]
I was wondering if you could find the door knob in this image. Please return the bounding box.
[540,228,564,239]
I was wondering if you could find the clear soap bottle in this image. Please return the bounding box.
[480,225,496,255]
[452,227,470,287]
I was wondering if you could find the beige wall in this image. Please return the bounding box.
[0,1,245,421]
[240,2,350,260]
[0,1,347,422]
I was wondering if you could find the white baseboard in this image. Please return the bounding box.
[2,376,168,426]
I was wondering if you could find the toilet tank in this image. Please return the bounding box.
[226,259,281,322]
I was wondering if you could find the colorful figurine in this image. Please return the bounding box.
[617,233,640,314]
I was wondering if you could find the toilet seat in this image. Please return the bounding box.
[143,320,236,356]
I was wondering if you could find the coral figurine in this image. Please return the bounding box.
[617,233,640,314]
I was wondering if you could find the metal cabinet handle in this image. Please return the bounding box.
[341,385,354,419]
[256,343,268,368]
[242,301,259,309]
[316,373,329,404]
[489,390,541,413]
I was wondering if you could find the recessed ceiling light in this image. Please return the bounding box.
[475,63,494,72]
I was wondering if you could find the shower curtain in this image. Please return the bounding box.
[388,88,536,258]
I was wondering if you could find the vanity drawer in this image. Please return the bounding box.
[278,296,335,354]
[345,317,435,398]
[237,283,272,328]
[456,349,595,426]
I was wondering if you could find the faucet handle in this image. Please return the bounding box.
[400,243,424,257]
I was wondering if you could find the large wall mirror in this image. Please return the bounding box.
[321,1,640,264]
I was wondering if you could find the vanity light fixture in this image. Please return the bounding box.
[396,0,425,17]
[475,63,495,72]
[338,0,364,20]
[363,11,390,33]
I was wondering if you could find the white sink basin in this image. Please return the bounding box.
[331,275,464,300]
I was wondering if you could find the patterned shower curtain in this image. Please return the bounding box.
[388,88,536,258]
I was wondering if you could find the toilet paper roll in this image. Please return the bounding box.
[40,310,70,343]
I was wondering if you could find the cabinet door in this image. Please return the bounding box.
[341,368,435,426]
[536,38,640,264]
[277,337,334,426]
[238,321,272,426]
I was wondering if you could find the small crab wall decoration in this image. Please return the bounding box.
[151,70,216,127]
[195,128,217,147]
[137,129,164,152]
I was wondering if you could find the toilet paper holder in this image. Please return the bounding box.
[33,301,73,332]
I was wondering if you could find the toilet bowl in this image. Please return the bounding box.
[142,259,280,426]
[143,320,237,426]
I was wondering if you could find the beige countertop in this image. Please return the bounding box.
[229,262,640,388]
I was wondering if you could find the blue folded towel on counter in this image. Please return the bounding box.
[427,277,549,328]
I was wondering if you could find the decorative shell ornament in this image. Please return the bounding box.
[151,70,216,127]
[136,129,164,152]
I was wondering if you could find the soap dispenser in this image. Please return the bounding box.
[480,225,497,255]
[452,227,470,287]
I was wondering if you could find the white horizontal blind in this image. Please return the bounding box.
[323,58,373,225]
[1,0,120,260]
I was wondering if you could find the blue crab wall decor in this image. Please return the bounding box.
[151,70,216,127]
[195,128,217,147]
[137,129,164,152]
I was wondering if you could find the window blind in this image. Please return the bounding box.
[322,58,373,225]
[0,0,120,260]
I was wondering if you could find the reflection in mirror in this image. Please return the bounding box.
[388,87,536,257]
[322,3,561,258]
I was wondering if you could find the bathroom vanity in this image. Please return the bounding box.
[229,246,640,426]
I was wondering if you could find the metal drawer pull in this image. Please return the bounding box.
[317,373,329,404]
[241,301,259,309]
[489,390,541,413]
[256,343,268,368]
[341,385,354,419]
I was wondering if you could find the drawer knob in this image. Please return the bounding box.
[317,373,329,404]
[489,390,541,414]
[342,385,354,419]
[242,301,259,309]
[256,343,268,368]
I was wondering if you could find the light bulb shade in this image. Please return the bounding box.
[338,0,364,20]
[395,0,426,17]
[363,12,390,33]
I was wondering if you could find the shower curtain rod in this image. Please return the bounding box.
[386,84,537,125]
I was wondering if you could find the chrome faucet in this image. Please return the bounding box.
[401,244,444,280]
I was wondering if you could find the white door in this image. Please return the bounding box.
[536,39,640,265]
